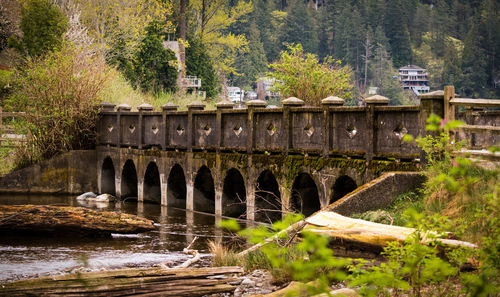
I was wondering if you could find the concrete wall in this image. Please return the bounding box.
[327,172,426,216]
[0,150,97,194]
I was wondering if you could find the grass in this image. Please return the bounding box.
[99,69,219,111]
[0,146,16,175]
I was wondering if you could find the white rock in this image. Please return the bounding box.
[76,192,96,201]
[94,194,116,202]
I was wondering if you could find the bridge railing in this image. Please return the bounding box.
[96,87,498,160]
[97,96,425,161]
[442,86,500,151]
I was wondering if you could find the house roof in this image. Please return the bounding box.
[399,65,425,70]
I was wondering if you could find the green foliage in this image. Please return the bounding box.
[185,37,218,98]
[267,44,353,106]
[222,214,348,291]
[6,43,109,165]
[128,21,178,93]
[18,0,68,57]
[349,210,460,297]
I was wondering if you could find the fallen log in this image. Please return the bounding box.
[238,211,476,259]
[0,266,244,296]
[0,205,155,237]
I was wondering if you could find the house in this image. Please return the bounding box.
[228,87,243,103]
[398,65,430,95]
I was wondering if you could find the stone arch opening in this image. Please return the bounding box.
[331,175,357,203]
[194,166,215,214]
[255,170,281,222]
[222,168,246,218]
[121,159,138,200]
[291,173,320,217]
[144,162,161,203]
[167,164,187,208]
[101,157,115,195]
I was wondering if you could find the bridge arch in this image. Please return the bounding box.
[144,162,161,203]
[100,157,116,195]
[121,159,138,200]
[167,164,187,208]
[291,172,320,217]
[255,170,281,222]
[330,175,357,203]
[194,165,215,214]
[222,168,246,218]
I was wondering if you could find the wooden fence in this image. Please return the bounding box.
[443,86,500,158]
[0,107,27,147]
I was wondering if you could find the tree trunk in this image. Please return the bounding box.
[0,205,155,237]
[0,266,244,296]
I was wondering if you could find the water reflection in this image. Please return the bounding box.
[0,194,231,283]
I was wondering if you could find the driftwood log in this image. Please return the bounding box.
[0,266,244,296]
[0,205,155,236]
[238,211,477,259]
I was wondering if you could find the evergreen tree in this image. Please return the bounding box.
[384,0,412,66]
[369,44,407,105]
[18,0,68,57]
[130,22,178,93]
[461,22,488,97]
[230,21,268,88]
[279,0,319,54]
[442,45,463,91]
[186,37,219,98]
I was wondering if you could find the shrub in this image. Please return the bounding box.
[18,0,68,57]
[267,44,353,105]
[7,43,109,165]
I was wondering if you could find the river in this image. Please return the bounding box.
[0,195,239,283]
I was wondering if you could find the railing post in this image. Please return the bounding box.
[137,103,153,150]
[443,86,456,122]
[98,102,115,146]
[187,102,206,152]
[246,99,267,154]
[282,97,304,153]
[418,90,445,165]
[161,103,178,150]
[116,104,132,148]
[365,95,389,162]
[321,96,344,158]
[215,101,234,152]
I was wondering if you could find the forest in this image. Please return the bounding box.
[0,0,499,106]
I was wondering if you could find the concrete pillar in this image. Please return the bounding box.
[115,176,121,199]
[280,184,291,218]
[160,173,167,206]
[137,178,144,202]
[186,154,194,211]
[321,96,344,158]
[116,104,131,147]
[97,159,102,194]
[161,103,178,150]
[365,95,389,162]
[245,172,255,221]
[137,103,154,150]
[418,90,445,165]
[246,100,267,154]
[282,97,304,153]
[187,102,205,152]
[214,153,224,217]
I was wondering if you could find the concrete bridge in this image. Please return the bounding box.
[95,88,499,221]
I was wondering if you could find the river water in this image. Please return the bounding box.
[0,195,239,283]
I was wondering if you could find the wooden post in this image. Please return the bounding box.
[443,86,455,122]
